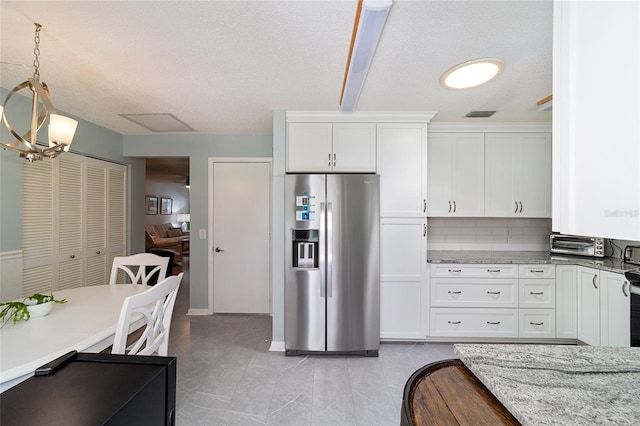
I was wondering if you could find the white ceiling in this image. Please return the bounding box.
[0,0,552,136]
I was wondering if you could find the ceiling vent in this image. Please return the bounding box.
[465,111,496,118]
[119,113,195,132]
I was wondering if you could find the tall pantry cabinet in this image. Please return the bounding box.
[378,122,430,339]
[22,153,126,295]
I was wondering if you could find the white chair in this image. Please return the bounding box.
[109,253,169,285]
[112,273,183,356]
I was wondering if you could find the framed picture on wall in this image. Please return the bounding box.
[160,197,173,215]
[145,196,158,215]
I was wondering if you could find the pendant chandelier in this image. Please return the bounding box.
[0,23,78,162]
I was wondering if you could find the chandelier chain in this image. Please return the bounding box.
[32,23,42,80]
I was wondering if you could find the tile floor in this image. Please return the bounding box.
[169,261,456,426]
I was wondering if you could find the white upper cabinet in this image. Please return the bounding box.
[485,133,551,217]
[332,123,377,172]
[553,1,640,240]
[427,133,484,217]
[377,123,428,217]
[287,123,333,172]
[286,122,376,173]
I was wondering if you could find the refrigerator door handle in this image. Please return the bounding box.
[326,202,333,298]
[319,202,326,298]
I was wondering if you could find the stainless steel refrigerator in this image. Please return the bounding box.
[285,174,380,356]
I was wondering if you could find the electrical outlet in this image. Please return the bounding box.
[199,229,207,239]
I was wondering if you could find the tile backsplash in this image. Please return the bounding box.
[427,218,552,251]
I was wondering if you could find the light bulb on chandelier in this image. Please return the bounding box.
[0,23,78,162]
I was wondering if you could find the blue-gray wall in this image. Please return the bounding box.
[0,87,146,255]
[123,134,272,310]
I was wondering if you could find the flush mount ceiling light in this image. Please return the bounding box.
[340,0,393,111]
[0,23,78,162]
[440,58,505,89]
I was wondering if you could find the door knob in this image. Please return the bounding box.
[215,247,224,253]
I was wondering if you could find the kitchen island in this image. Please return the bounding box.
[454,344,640,425]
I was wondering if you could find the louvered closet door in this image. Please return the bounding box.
[85,163,108,287]
[108,167,126,259]
[57,157,84,289]
[22,161,54,296]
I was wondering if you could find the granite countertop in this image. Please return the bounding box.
[428,250,638,274]
[455,344,640,425]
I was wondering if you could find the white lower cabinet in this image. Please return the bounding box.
[519,309,556,338]
[577,267,631,347]
[599,271,631,347]
[577,266,601,346]
[428,264,557,339]
[430,308,518,337]
[556,265,578,339]
[380,218,427,339]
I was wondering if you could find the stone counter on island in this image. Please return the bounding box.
[454,344,640,425]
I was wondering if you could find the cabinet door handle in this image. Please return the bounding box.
[328,153,331,167]
[448,291,462,295]
[448,201,452,213]
[448,269,462,273]
[592,274,598,289]
[447,321,461,325]
[514,202,518,213]
[487,269,501,273]
[487,291,501,295]
[423,224,426,237]
[530,322,544,326]
[70,254,75,259]
[333,153,336,167]
[423,199,426,213]
[96,250,101,255]
[622,281,629,297]
[453,200,457,213]
[487,321,501,325]
[529,291,544,295]
[519,201,523,213]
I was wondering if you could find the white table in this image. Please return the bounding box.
[0,284,151,392]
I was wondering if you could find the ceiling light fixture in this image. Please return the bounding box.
[0,23,78,162]
[440,58,505,89]
[340,0,393,111]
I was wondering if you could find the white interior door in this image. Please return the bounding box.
[212,161,271,313]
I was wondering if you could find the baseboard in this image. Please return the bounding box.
[187,308,209,316]
[269,341,285,352]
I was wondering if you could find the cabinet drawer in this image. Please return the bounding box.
[430,264,517,278]
[429,308,518,337]
[519,279,556,308]
[519,309,556,338]
[431,279,518,308]
[519,265,555,279]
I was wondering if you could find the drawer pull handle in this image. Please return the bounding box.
[447,321,461,325]
[448,269,462,273]
[487,269,501,273]
[529,291,544,295]
[487,291,501,295]
[530,322,544,326]
[487,321,501,325]
[530,269,544,273]
[448,291,462,295]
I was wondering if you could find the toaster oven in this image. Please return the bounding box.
[549,234,606,257]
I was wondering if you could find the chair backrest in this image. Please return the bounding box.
[109,253,169,285]
[112,272,183,356]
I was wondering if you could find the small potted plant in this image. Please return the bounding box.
[0,293,67,328]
